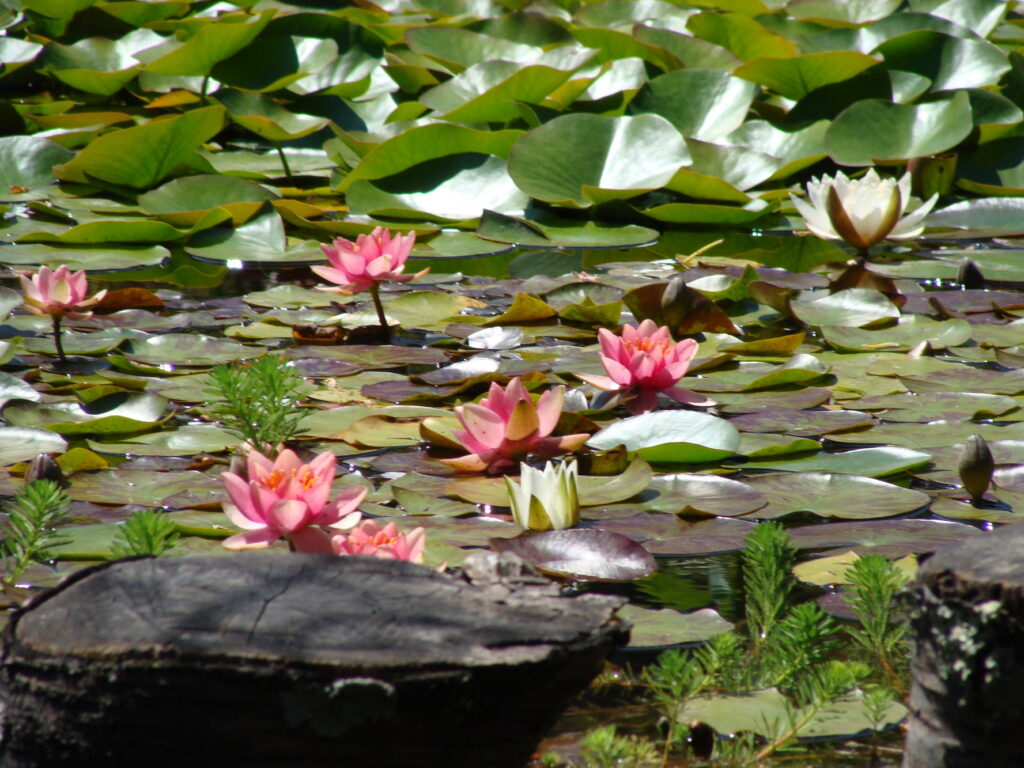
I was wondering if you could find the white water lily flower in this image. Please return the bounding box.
[790,169,938,251]
[505,460,579,531]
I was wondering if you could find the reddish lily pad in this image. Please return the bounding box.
[727,409,875,436]
[588,473,766,519]
[490,529,656,581]
[786,519,983,557]
[594,515,757,556]
[743,473,929,520]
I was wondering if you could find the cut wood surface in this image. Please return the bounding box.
[1,552,627,768]
[903,522,1024,768]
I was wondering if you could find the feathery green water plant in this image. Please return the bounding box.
[1,479,71,586]
[204,356,308,457]
[110,510,180,558]
[844,554,910,693]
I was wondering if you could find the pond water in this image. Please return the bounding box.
[2,228,1015,765]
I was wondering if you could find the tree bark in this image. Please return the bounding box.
[903,522,1024,768]
[1,552,627,768]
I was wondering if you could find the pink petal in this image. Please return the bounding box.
[439,452,494,473]
[534,386,563,437]
[221,473,264,525]
[289,527,334,554]
[602,356,636,387]
[575,372,620,391]
[458,403,507,450]
[665,386,716,407]
[322,486,367,525]
[222,528,281,550]
[266,498,311,533]
[221,500,266,531]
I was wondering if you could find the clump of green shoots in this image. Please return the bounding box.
[639,522,897,765]
[578,725,660,768]
[844,553,911,692]
[110,510,180,558]
[1,480,71,586]
[205,356,308,456]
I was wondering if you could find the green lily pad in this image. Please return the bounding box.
[0,243,169,270]
[56,105,226,188]
[347,155,529,221]
[214,90,329,143]
[791,288,901,327]
[137,9,275,77]
[476,210,658,249]
[744,472,929,520]
[825,91,973,165]
[588,410,741,464]
[734,50,879,100]
[821,316,972,352]
[506,113,690,207]
[630,68,758,141]
[0,135,74,199]
[741,446,932,476]
[185,205,323,266]
[87,424,240,456]
[124,334,259,366]
[64,468,225,507]
[2,392,168,436]
[678,688,906,739]
[618,605,734,648]
[0,426,67,465]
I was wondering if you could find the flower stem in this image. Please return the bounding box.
[273,141,292,182]
[51,314,67,363]
[369,283,390,341]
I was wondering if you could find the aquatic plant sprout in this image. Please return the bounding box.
[577,320,714,415]
[332,519,427,563]
[505,460,580,532]
[441,377,590,474]
[789,169,938,252]
[220,447,364,552]
[20,265,106,363]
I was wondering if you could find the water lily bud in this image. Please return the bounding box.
[957,259,985,290]
[660,273,696,331]
[959,434,995,503]
[24,453,65,486]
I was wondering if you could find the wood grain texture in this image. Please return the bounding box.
[903,522,1024,768]
[1,552,627,768]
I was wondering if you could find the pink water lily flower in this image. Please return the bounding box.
[20,265,106,319]
[312,227,428,295]
[221,448,365,552]
[441,377,590,474]
[332,520,427,563]
[577,320,715,415]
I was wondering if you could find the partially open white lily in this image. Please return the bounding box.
[790,169,937,251]
[504,460,579,531]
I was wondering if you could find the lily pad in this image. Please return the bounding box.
[618,605,734,648]
[743,473,929,520]
[588,410,740,464]
[490,528,656,581]
[787,518,982,556]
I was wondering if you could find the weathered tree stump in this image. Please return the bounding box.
[0,552,627,768]
[903,522,1024,768]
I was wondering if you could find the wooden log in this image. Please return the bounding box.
[902,522,1024,768]
[0,552,627,768]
